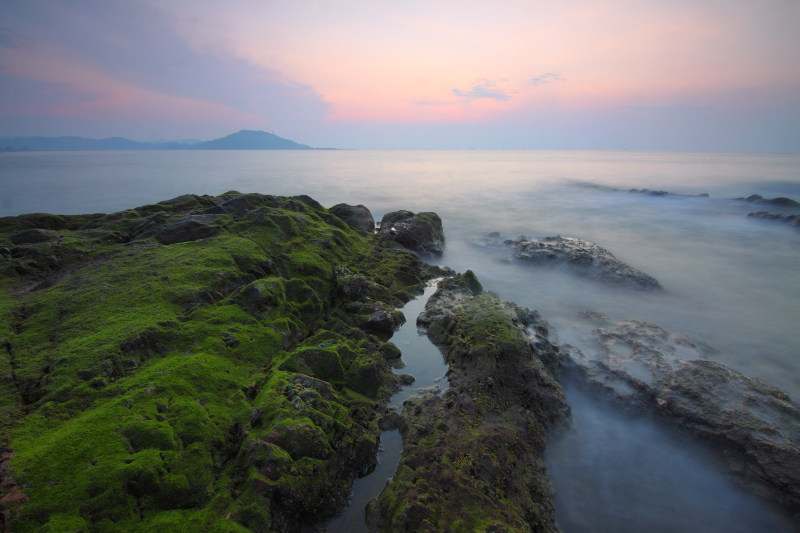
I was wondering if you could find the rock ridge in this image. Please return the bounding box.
[368,271,569,532]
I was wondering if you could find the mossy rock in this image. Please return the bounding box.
[0,192,434,531]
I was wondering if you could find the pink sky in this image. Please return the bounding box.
[1,0,798,150]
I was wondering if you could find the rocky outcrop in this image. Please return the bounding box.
[628,188,709,198]
[329,203,375,234]
[472,233,662,290]
[747,211,800,229]
[738,194,800,208]
[368,272,569,532]
[379,210,445,257]
[561,312,800,513]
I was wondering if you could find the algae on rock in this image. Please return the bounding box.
[0,192,438,532]
[368,272,570,532]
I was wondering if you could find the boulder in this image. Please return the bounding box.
[562,312,800,512]
[329,203,375,234]
[472,233,662,290]
[379,210,445,257]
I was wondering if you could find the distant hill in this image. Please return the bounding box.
[191,130,309,150]
[0,130,314,151]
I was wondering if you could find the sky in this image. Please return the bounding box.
[1,0,799,151]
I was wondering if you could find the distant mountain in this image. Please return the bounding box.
[191,130,309,150]
[0,130,314,151]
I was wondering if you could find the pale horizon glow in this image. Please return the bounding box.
[1,0,798,150]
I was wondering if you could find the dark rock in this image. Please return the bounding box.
[8,228,58,245]
[472,233,662,290]
[397,374,415,386]
[378,410,403,430]
[358,303,406,333]
[154,214,223,244]
[740,194,800,208]
[330,203,375,234]
[628,188,710,199]
[562,312,800,512]
[747,211,800,228]
[379,210,445,257]
[380,342,402,360]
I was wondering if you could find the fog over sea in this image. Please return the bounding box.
[2,149,799,531]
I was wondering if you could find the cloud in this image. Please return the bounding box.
[620,104,715,114]
[527,73,565,87]
[452,79,512,102]
[0,0,330,139]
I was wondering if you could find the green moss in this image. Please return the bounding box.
[1,192,432,531]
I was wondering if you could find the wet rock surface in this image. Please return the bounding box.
[368,272,569,532]
[472,233,662,290]
[378,210,445,257]
[561,312,800,513]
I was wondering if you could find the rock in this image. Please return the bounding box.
[8,228,58,245]
[562,312,800,512]
[380,342,402,360]
[628,188,710,198]
[739,194,800,208]
[154,214,223,244]
[329,203,375,234]
[472,233,662,290]
[356,302,406,333]
[747,211,800,228]
[369,272,569,532]
[379,210,445,257]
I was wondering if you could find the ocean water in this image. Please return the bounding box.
[2,149,799,530]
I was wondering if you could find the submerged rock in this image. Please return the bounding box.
[329,203,376,234]
[369,271,569,532]
[379,210,445,257]
[562,312,800,513]
[738,194,800,208]
[472,233,662,290]
[747,211,800,229]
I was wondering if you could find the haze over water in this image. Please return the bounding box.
[2,149,799,530]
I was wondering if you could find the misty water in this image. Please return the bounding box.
[2,150,799,530]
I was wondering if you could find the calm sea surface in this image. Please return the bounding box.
[2,150,799,531]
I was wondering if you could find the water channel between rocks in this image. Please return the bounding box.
[325,280,448,532]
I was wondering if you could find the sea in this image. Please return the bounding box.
[2,149,799,531]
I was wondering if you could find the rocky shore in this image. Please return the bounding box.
[2,192,798,532]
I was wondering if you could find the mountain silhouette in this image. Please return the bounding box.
[0,130,313,151]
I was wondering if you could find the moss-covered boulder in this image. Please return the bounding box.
[0,192,438,532]
[368,272,570,532]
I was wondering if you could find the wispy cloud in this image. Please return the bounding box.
[452,79,512,102]
[527,72,565,87]
[621,104,714,113]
